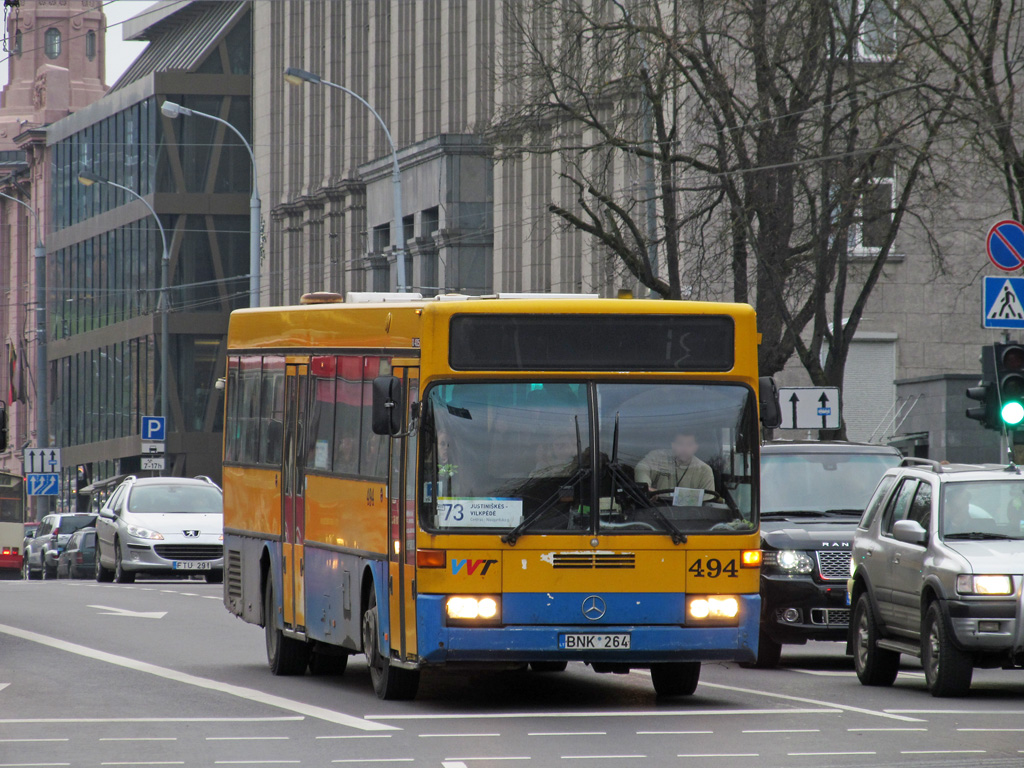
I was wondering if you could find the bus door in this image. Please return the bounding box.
[282,363,309,632]
[388,366,419,660]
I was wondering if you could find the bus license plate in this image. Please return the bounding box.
[172,561,211,571]
[559,633,631,650]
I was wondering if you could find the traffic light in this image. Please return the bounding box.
[995,342,1024,427]
[966,345,998,429]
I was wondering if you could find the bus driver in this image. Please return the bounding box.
[635,429,716,497]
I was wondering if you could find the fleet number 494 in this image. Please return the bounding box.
[688,558,738,578]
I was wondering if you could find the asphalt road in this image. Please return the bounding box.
[2,579,1023,768]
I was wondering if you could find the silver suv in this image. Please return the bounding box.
[94,476,224,584]
[848,459,1024,696]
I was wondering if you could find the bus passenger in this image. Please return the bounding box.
[635,430,716,496]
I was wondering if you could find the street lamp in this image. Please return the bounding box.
[0,190,47,512]
[283,65,408,292]
[77,170,170,459]
[160,99,262,308]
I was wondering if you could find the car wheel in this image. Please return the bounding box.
[740,628,783,669]
[263,579,309,675]
[114,543,136,584]
[95,545,114,582]
[530,661,568,673]
[205,570,223,584]
[922,602,973,697]
[362,587,419,700]
[650,662,701,696]
[41,557,54,580]
[852,593,899,687]
[23,556,37,581]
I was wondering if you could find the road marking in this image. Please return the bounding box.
[846,728,927,732]
[888,709,1024,715]
[0,683,8,693]
[901,750,986,755]
[697,682,924,722]
[0,623,397,732]
[442,759,530,763]
[88,605,168,620]
[101,764,186,766]
[0,764,71,767]
[788,752,876,757]
[560,757,645,761]
[677,755,758,759]
[316,735,393,740]
[214,763,301,765]
[332,761,414,764]
[99,738,178,742]
[0,718,303,724]
[958,727,1024,731]
[368,708,837,721]
[637,731,712,736]
[743,729,819,734]
[529,733,607,737]
[789,669,855,677]
[0,739,69,743]
[419,734,500,739]
[206,736,291,741]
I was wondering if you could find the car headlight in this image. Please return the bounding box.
[765,549,815,574]
[126,525,164,541]
[957,574,1013,596]
[445,595,500,624]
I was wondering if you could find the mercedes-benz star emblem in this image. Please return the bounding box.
[582,595,606,621]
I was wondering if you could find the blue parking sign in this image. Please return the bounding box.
[142,416,166,441]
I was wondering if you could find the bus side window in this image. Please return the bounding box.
[260,357,286,465]
[333,356,362,475]
[239,357,263,464]
[307,374,336,471]
[360,357,391,478]
[224,358,240,462]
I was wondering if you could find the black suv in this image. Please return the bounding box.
[749,441,901,667]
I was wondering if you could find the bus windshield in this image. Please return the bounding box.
[421,381,757,538]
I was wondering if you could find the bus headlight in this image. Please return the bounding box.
[957,574,1013,596]
[446,595,501,624]
[687,595,740,623]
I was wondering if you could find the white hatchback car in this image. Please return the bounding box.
[94,476,224,584]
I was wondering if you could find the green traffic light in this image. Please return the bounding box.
[1001,400,1024,426]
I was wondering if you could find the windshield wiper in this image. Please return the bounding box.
[761,510,845,518]
[944,532,1023,540]
[503,417,588,546]
[606,412,686,545]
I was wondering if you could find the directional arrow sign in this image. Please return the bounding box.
[88,605,167,620]
[778,387,841,430]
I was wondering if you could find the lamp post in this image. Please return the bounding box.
[283,66,408,292]
[160,100,261,308]
[0,190,47,512]
[77,170,170,467]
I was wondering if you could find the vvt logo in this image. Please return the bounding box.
[451,558,497,576]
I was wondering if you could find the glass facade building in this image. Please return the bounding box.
[46,4,252,496]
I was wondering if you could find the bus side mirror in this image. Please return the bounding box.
[759,376,781,429]
[372,376,403,436]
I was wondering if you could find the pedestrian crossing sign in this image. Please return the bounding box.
[983,276,1024,329]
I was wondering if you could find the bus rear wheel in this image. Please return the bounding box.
[264,579,309,676]
[650,662,700,696]
[362,588,419,700]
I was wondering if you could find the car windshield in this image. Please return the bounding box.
[941,480,1024,539]
[420,381,757,539]
[128,485,223,514]
[59,516,96,535]
[760,453,900,515]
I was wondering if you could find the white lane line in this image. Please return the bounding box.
[847,728,928,732]
[101,763,186,766]
[214,763,301,765]
[678,755,758,759]
[202,596,221,600]
[0,623,396,732]
[0,764,70,767]
[901,750,986,755]
[560,757,644,761]
[0,739,69,743]
[0,718,303,724]
[99,738,178,742]
[331,761,414,764]
[0,683,8,692]
[442,759,530,763]
[316,735,393,740]
[789,669,856,677]
[958,728,1024,732]
[368,708,836,721]
[529,733,606,737]
[443,764,468,768]
[788,752,876,757]
[206,736,291,741]
[638,731,712,736]
[888,709,1024,714]
[418,734,501,739]
[696,681,924,722]
[743,729,819,734]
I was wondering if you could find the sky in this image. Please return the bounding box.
[0,0,156,89]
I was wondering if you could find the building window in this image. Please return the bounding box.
[849,170,895,257]
[45,28,61,59]
[86,30,96,61]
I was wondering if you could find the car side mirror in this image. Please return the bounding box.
[892,519,927,545]
[24,529,35,539]
[99,508,116,520]
[759,376,782,429]
[371,376,403,436]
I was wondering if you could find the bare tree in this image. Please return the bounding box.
[490,0,956,433]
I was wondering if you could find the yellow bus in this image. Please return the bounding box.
[222,293,780,699]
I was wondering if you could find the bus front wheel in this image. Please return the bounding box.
[650,662,700,697]
[362,588,419,700]
[264,580,309,676]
